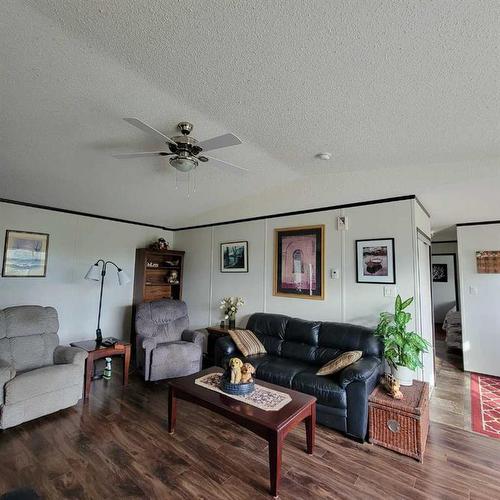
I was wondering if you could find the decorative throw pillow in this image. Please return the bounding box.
[228,329,267,357]
[316,351,363,376]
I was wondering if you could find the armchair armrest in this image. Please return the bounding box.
[0,359,16,406]
[54,346,88,366]
[0,359,16,385]
[141,336,157,350]
[338,356,382,389]
[182,329,207,352]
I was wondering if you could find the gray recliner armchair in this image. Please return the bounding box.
[0,305,88,429]
[135,300,203,381]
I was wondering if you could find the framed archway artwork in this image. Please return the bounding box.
[274,225,324,299]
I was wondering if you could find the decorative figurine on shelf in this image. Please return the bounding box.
[167,270,179,284]
[229,357,243,384]
[240,363,255,384]
[149,238,170,251]
[382,373,404,400]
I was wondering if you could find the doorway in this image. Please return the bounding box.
[430,249,469,430]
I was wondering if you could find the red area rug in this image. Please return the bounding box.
[471,372,500,439]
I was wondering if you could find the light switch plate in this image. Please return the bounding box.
[330,269,339,280]
[384,286,397,297]
[469,286,478,295]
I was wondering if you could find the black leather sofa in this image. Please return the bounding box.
[215,312,384,441]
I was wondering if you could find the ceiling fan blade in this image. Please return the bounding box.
[112,151,172,159]
[197,133,242,152]
[123,118,177,146]
[204,155,248,172]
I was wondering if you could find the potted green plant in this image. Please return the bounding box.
[375,295,430,386]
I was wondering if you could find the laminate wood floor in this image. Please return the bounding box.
[1,368,500,499]
[430,325,471,432]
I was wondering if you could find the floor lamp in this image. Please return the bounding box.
[85,259,131,343]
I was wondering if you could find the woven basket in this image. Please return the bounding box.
[219,373,255,395]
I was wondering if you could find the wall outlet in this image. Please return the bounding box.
[384,286,397,298]
[337,216,348,231]
[330,268,339,280]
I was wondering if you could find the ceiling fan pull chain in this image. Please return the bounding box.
[187,171,191,198]
[193,170,197,193]
[175,170,179,190]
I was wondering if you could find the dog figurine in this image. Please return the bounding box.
[229,357,243,384]
[382,373,403,400]
[240,363,255,384]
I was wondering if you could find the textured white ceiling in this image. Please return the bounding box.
[1,1,500,229]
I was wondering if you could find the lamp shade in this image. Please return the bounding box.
[117,269,131,286]
[85,264,101,281]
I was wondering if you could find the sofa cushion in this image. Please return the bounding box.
[152,341,201,369]
[228,329,266,357]
[255,357,310,388]
[233,353,272,371]
[318,322,382,357]
[5,364,82,405]
[284,318,320,345]
[246,313,288,356]
[0,333,59,372]
[317,351,363,376]
[0,306,59,339]
[135,300,189,343]
[292,370,347,408]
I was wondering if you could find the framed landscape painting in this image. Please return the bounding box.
[356,238,395,284]
[220,241,248,273]
[274,225,324,299]
[2,230,49,277]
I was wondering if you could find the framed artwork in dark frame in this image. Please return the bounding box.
[220,241,248,273]
[356,238,396,284]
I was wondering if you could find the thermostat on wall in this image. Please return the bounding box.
[337,216,348,231]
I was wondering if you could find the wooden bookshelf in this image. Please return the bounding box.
[133,248,185,304]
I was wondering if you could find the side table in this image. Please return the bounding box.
[368,380,429,462]
[205,326,231,367]
[70,339,131,399]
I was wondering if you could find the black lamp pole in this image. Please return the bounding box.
[93,259,123,344]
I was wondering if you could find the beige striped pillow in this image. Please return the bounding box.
[228,329,267,357]
[316,351,362,376]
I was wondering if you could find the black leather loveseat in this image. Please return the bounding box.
[215,312,383,441]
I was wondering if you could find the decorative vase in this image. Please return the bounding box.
[391,364,414,386]
[228,318,236,329]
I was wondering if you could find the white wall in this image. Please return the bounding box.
[176,199,423,333]
[458,223,500,377]
[0,202,172,344]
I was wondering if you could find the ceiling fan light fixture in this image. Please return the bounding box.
[169,155,198,172]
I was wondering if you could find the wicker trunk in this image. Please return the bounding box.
[368,380,429,462]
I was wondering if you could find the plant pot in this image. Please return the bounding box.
[391,364,414,386]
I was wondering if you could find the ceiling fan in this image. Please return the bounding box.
[112,118,248,173]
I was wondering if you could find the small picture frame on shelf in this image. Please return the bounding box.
[220,241,248,273]
[356,238,396,284]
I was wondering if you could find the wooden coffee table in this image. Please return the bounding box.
[167,367,316,498]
